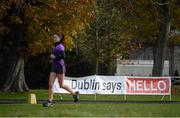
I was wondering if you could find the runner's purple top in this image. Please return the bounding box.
[51,43,65,74]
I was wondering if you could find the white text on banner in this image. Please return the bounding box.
[125,77,171,95]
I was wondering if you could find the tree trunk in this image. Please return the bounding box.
[0,0,29,92]
[169,46,174,76]
[105,50,113,75]
[1,57,29,92]
[95,56,99,75]
[95,15,99,75]
[152,0,170,76]
[106,59,113,75]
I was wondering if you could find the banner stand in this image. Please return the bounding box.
[161,95,165,101]
[160,94,171,101]
[170,93,172,101]
[59,94,63,100]
[124,94,127,100]
[161,83,172,101]
[94,94,97,100]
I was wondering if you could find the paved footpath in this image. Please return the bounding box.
[1,100,180,104]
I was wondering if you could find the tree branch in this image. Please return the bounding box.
[151,0,170,5]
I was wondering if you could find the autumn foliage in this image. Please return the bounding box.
[26,0,95,56]
[0,0,95,56]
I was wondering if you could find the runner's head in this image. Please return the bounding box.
[53,34,62,43]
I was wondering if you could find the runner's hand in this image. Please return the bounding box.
[50,54,56,59]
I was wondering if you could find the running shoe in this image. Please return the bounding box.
[42,101,53,107]
[73,91,79,102]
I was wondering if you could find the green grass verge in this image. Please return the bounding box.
[0,89,180,101]
[0,89,180,117]
[0,104,180,117]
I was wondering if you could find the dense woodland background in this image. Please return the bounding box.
[0,0,179,91]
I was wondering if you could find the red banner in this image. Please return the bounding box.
[126,77,171,95]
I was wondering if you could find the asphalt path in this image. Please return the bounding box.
[0,99,180,104]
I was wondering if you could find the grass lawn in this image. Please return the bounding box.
[0,103,180,117]
[0,89,180,117]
